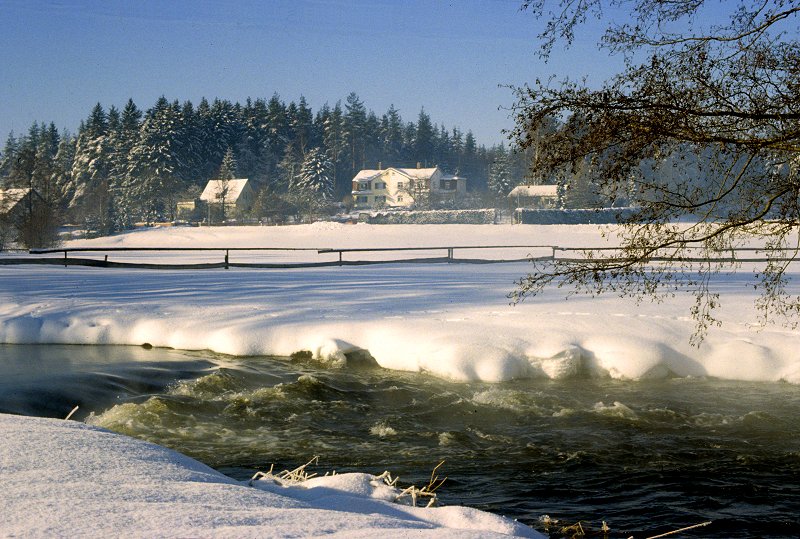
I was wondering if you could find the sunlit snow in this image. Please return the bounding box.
[1,223,798,384]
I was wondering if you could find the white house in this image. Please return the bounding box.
[351,166,466,209]
[0,188,41,220]
[199,178,255,213]
[507,184,559,209]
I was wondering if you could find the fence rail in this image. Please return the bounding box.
[0,245,795,270]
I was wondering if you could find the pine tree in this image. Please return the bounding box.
[70,103,113,228]
[51,133,76,212]
[0,132,19,183]
[451,127,463,172]
[324,102,347,196]
[294,147,334,200]
[124,98,187,224]
[32,123,60,203]
[414,108,435,166]
[344,92,367,177]
[488,148,513,199]
[382,105,404,163]
[463,131,480,190]
[218,146,238,180]
[562,157,603,209]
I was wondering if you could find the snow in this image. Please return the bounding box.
[507,184,558,198]
[0,413,540,538]
[1,223,799,384]
[200,178,250,204]
[3,222,799,536]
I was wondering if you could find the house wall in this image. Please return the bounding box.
[353,169,445,209]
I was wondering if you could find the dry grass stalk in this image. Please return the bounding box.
[639,521,712,539]
[248,458,449,510]
[393,460,447,508]
[64,405,79,421]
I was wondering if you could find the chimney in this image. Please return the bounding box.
[378,161,382,170]
[416,162,421,169]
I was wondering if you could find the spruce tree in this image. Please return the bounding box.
[488,148,513,199]
[414,108,435,166]
[0,132,18,183]
[70,103,112,228]
[295,147,334,200]
[125,98,187,224]
[344,92,367,177]
[324,102,347,196]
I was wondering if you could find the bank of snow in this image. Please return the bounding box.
[1,223,799,383]
[0,413,539,538]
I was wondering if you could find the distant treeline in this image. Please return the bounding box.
[0,92,531,233]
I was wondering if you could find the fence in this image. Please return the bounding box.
[0,245,796,270]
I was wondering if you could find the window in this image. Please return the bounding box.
[358,181,371,191]
[375,195,386,204]
[397,195,404,202]
[375,182,386,190]
[396,181,405,190]
[439,180,457,190]
[356,196,368,203]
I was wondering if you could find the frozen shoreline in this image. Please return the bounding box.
[0,413,540,537]
[1,223,799,383]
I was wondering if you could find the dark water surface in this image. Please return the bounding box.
[1,344,799,538]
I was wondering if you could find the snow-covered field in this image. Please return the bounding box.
[2,222,799,383]
[2,222,799,537]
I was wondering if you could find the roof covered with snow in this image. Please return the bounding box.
[353,167,441,182]
[200,179,251,204]
[0,188,33,211]
[508,185,558,198]
[394,167,439,179]
[353,170,383,182]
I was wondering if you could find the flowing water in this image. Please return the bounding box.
[1,344,799,538]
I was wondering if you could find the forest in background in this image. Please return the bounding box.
[0,92,538,238]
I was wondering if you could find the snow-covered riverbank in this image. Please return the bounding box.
[0,413,540,537]
[1,223,799,383]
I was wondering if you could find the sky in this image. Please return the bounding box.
[0,0,625,146]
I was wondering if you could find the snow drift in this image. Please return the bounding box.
[1,223,798,384]
[0,413,539,537]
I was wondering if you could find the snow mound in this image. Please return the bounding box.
[0,413,540,538]
[1,224,799,384]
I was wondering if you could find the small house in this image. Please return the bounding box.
[198,178,255,220]
[0,188,43,221]
[507,184,559,210]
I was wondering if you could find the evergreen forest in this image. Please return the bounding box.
[0,92,533,240]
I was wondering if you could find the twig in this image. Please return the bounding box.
[65,405,79,421]
[626,520,712,539]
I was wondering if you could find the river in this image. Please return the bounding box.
[1,343,798,538]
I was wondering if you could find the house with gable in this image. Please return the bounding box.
[0,188,44,222]
[507,184,560,210]
[178,178,255,222]
[351,165,466,209]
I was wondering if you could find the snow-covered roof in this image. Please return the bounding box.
[200,179,250,204]
[0,188,32,204]
[0,188,33,213]
[394,167,439,180]
[353,170,382,182]
[508,185,558,198]
[352,167,440,182]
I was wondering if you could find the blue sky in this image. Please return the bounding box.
[0,0,623,146]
